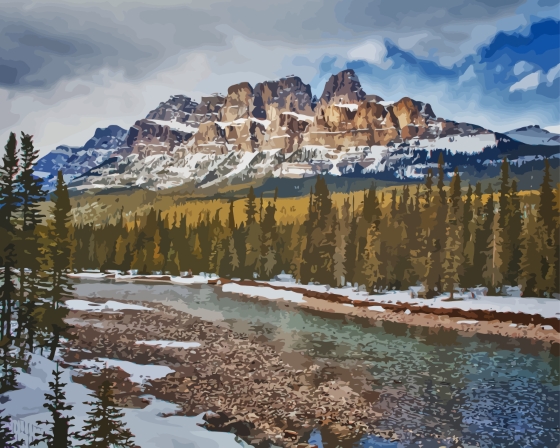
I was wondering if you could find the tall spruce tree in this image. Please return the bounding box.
[45,172,73,360]
[0,133,20,341]
[0,133,19,232]
[78,376,135,448]
[32,363,74,448]
[442,168,464,298]
[15,133,47,351]
[245,187,257,225]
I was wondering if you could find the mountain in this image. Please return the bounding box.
[505,125,560,146]
[39,69,558,193]
[35,125,127,189]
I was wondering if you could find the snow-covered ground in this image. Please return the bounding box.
[77,358,174,384]
[67,271,559,320]
[260,281,560,320]
[2,354,250,448]
[136,340,201,349]
[66,299,152,312]
[69,271,211,286]
[222,283,306,303]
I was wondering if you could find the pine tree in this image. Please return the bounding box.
[259,201,278,279]
[78,376,135,448]
[245,187,257,225]
[32,363,74,448]
[15,133,48,351]
[0,133,20,342]
[442,168,464,298]
[17,133,45,231]
[424,153,447,297]
[482,187,503,293]
[45,172,73,360]
[0,409,23,447]
[537,159,555,240]
[536,160,558,296]
[520,206,546,297]
[0,338,17,393]
[228,200,236,231]
[0,132,19,232]
[505,180,523,286]
[497,159,513,290]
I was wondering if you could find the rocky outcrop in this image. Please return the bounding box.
[252,76,314,120]
[123,95,200,158]
[319,69,366,105]
[146,95,198,122]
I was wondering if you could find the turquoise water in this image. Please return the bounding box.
[73,280,560,448]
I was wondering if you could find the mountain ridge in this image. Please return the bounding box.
[36,69,560,193]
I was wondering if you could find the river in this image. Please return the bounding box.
[72,280,560,448]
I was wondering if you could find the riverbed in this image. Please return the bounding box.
[70,279,560,448]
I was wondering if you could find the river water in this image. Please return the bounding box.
[72,280,560,448]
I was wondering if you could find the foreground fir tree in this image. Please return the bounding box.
[32,363,74,448]
[45,172,73,360]
[0,338,18,393]
[0,409,23,447]
[14,132,48,350]
[78,376,135,448]
[0,133,20,341]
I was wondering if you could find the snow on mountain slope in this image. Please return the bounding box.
[35,125,127,189]
[505,125,560,146]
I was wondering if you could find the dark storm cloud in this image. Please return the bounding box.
[0,0,533,92]
[0,2,225,90]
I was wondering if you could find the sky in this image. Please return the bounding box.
[1,0,559,155]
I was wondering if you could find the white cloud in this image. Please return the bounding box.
[397,32,429,50]
[347,40,392,69]
[545,124,560,134]
[546,63,560,84]
[513,61,533,76]
[509,71,543,92]
[509,64,560,93]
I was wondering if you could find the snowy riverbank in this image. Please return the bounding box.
[2,353,251,448]
[68,272,560,340]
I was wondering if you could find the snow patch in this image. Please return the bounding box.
[334,103,359,112]
[66,299,151,312]
[3,354,248,448]
[77,358,174,384]
[136,341,201,349]
[368,306,386,313]
[222,283,305,303]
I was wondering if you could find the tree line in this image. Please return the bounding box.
[74,154,559,299]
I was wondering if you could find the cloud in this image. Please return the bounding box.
[513,61,534,76]
[509,71,543,92]
[509,64,560,92]
[347,40,391,69]
[0,0,559,152]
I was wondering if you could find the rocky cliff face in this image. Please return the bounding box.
[53,69,558,193]
[123,95,200,159]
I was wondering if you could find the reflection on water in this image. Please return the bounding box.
[73,280,560,448]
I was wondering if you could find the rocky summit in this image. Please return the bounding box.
[40,69,559,192]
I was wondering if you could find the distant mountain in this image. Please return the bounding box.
[40,69,559,193]
[505,125,560,146]
[35,125,127,189]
